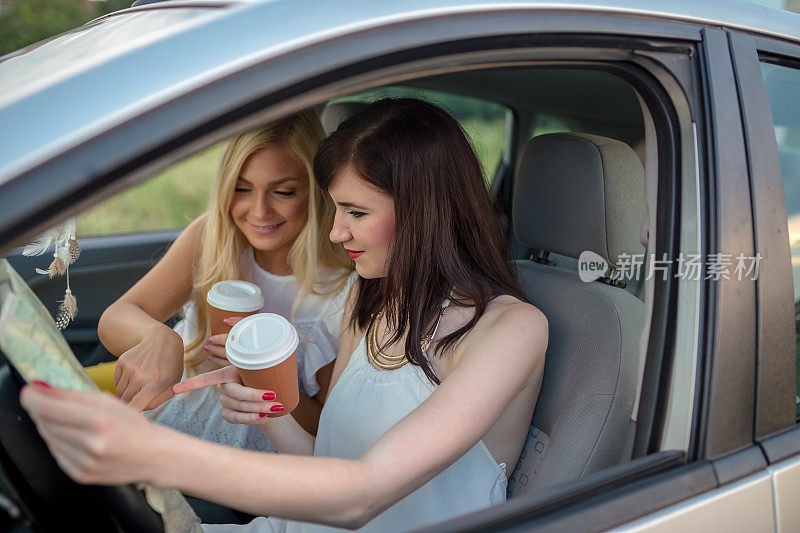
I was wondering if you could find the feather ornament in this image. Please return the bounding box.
[48,256,67,277]
[24,218,81,329]
[55,242,70,264]
[64,218,77,241]
[22,228,59,257]
[55,289,78,330]
[68,238,81,263]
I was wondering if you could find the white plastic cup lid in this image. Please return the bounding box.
[206,280,264,312]
[225,313,299,370]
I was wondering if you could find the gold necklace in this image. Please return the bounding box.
[367,311,407,370]
[366,296,452,371]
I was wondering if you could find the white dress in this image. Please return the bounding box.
[145,250,355,453]
[202,336,508,533]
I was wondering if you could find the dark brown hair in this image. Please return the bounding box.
[314,98,526,384]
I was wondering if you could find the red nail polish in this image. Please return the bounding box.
[270,404,284,412]
[32,380,52,388]
[259,413,268,418]
[223,318,235,325]
[262,392,276,400]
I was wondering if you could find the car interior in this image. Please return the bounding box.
[1,63,653,527]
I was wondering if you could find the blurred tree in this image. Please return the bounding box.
[0,0,132,57]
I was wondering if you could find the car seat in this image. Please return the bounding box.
[320,101,368,134]
[507,133,646,497]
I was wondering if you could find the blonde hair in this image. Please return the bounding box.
[183,110,352,371]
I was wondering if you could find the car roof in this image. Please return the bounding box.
[0,0,797,184]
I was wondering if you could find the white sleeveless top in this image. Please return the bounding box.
[203,335,507,533]
[145,251,355,453]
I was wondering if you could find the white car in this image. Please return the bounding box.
[0,0,798,531]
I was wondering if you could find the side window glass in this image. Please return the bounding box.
[77,144,221,236]
[530,113,572,137]
[761,61,800,422]
[331,87,510,185]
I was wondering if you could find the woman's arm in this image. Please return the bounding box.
[97,215,204,411]
[22,300,545,528]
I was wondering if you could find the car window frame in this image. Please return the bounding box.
[730,34,798,439]
[736,32,800,458]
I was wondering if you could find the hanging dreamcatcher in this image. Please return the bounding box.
[22,218,81,330]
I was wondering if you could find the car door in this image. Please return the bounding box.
[425,24,781,533]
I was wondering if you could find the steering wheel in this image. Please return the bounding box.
[0,356,165,532]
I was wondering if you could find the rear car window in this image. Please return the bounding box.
[761,60,800,421]
[331,87,510,185]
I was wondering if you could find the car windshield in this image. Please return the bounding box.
[0,8,219,108]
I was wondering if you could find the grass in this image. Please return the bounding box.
[76,119,506,237]
[462,118,506,185]
[77,144,223,236]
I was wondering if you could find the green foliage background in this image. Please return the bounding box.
[0,0,130,57]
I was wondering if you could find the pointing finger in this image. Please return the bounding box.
[171,366,240,395]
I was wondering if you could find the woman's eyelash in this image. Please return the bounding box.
[234,188,295,195]
[347,210,366,218]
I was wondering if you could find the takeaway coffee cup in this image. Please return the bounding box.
[206,280,265,337]
[225,313,299,416]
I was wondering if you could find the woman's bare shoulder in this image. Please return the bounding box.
[461,294,548,368]
[483,294,547,335]
[182,212,208,242]
[167,213,208,259]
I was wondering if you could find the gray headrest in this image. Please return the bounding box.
[320,101,369,135]
[513,133,645,268]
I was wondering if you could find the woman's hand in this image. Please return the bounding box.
[114,324,184,412]
[202,316,244,368]
[172,366,284,425]
[19,381,164,486]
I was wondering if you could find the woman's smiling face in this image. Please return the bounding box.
[229,145,309,259]
[327,166,395,279]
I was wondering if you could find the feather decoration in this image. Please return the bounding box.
[48,256,67,278]
[24,218,81,329]
[55,241,70,264]
[64,218,76,241]
[47,244,70,277]
[68,238,81,264]
[55,288,77,330]
[22,228,60,257]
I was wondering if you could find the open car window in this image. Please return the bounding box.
[330,86,510,185]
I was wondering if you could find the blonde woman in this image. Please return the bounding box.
[96,110,354,451]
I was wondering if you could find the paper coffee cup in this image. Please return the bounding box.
[225,313,300,416]
[206,280,264,337]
